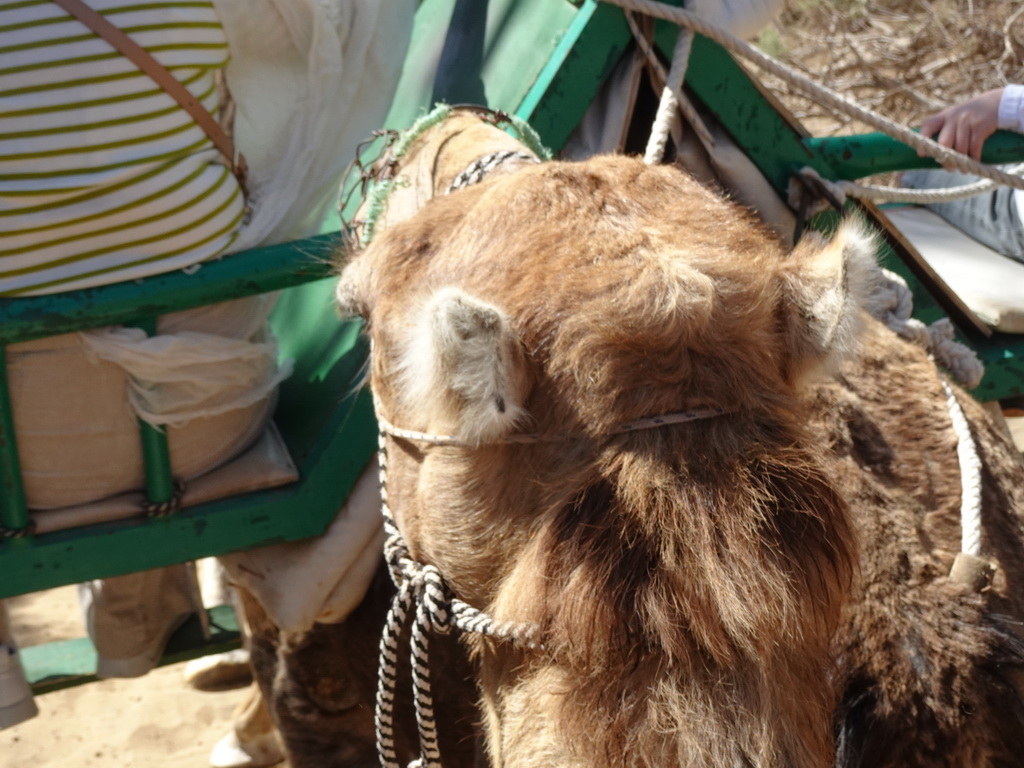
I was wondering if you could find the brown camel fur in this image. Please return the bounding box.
[337,152,1024,768]
[240,565,481,768]
[237,113,528,768]
[819,322,1024,768]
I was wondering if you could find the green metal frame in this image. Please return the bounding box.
[6,0,1024,688]
[0,234,376,599]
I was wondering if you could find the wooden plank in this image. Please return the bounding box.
[680,33,832,194]
[515,0,633,151]
[806,130,1024,181]
[0,234,338,347]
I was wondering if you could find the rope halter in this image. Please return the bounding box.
[373,403,731,768]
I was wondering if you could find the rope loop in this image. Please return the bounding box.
[794,165,1024,208]
[415,564,453,636]
[0,520,36,540]
[141,479,185,518]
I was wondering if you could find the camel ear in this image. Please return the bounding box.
[396,287,529,444]
[780,218,879,380]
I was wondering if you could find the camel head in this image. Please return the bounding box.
[337,155,876,767]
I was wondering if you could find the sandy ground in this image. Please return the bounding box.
[0,587,260,768]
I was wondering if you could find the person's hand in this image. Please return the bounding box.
[918,88,1004,160]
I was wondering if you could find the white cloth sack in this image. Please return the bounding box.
[219,459,384,634]
[9,296,277,509]
[212,0,417,249]
[80,326,292,428]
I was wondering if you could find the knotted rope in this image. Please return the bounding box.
[0,521,35,540]
[864,267,984,390]
[140,479,186,518]
[374,424,542,768]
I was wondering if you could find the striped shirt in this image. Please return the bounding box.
[0,0,245,296]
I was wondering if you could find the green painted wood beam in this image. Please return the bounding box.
[0,347,29,535]
[384,0,583,134]
[0,230,369,600]
[131,318,176,506]
[805,130,1024,181]
[0,233,339,347]
[680,32,833,193]
[515,0,633,152]
[24,605,241,695]
[379,0,639,158]
[969,339,1024,401]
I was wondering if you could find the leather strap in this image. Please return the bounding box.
[50,0,247,188]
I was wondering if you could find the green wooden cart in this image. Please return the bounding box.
[5,0,1024,693]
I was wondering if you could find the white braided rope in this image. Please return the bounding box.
[941,380,985,558]
[375,428,406,768]
[865,271,985,563]
[796,164,1024,207]
[601,0,1024,193]
[644,26,694,165]
[375,425,542,768]
[626,12,716,156]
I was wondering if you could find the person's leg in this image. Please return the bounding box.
[0,601,38,729]
[184,559,253,691]
[78,565,195,678]
[902,168,1024,262]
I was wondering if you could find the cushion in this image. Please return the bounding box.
[882,205,1024,334]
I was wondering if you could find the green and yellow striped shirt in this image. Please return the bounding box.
[0,0,245,295]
